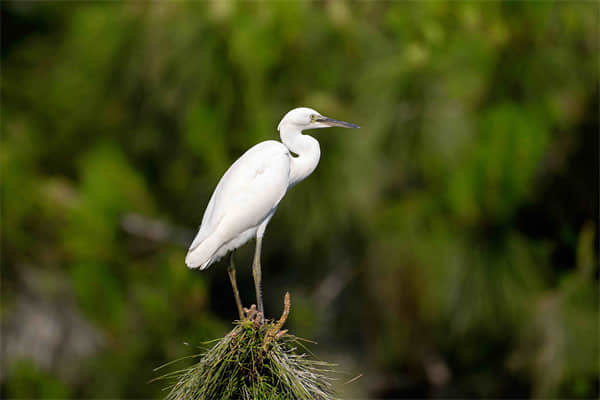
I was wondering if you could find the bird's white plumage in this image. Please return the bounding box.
[185,141,290,269]
[185,107,359,271]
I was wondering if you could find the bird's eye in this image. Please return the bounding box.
[310,114,317,122]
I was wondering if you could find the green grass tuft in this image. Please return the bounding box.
[156,319,336,400]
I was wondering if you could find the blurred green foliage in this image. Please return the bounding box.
[1,1,597,398]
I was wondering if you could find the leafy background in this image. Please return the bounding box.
[1,1,598,398]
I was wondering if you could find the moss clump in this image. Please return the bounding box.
[158,294,336,400]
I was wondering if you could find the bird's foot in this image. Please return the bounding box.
[242,304,264,327]
[242,292,291,335]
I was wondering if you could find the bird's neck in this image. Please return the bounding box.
[280,125,321,187]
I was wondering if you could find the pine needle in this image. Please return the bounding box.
[156,322,336,400]
[155,294,336,399]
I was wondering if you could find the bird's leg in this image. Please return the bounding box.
[252,235,265,321]
[227,252,245,320]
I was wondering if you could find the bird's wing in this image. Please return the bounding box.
[189,141,290,251]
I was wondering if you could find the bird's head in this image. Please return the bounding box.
[277,107,359,132]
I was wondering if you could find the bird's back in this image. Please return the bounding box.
[186,140,291,269]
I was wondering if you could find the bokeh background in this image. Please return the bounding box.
[2,1,598,398]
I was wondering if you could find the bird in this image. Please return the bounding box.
[185,107,359,321]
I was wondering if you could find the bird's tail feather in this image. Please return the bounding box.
[185,234,220,270]
[185,249,212,270]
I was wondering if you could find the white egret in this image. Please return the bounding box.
[185,107,359,320]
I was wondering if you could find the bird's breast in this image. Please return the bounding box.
[199,141,291,239]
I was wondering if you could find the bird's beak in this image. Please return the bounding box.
[316,115,360,129]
